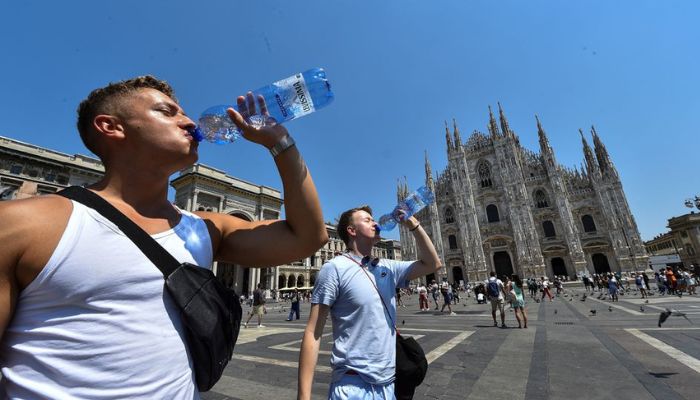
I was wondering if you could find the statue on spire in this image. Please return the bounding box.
[535,115,551,150]
[580,128,600,179]
[498,102,511,137]
[445,120,453,151]
[425,150,433,186]
[590,126,611,171]
[452,118,462,147]
[488,105,500,138]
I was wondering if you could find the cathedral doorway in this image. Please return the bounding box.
[551,257,567,277]
[592,253,611,274]
[452,267,464,284]
[493,251,514,279]
[278,274,286,289]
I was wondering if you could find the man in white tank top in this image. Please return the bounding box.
[0,76,329,399]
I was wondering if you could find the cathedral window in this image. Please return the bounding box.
[486,204,500,223]
[543,221,556,238]
[534,190,549,208]
[448,235,458,249]
[478,161,493,188]
[582,215,597,233]
[445,207,455,224]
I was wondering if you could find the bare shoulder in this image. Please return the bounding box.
[0,194,73,230]
[0,195,74,289]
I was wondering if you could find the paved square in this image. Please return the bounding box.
[202,286,700,399]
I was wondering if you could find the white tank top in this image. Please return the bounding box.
[0,201,213,399]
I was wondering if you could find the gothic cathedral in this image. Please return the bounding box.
[400,104,648,284]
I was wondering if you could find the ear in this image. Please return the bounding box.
[346,224,356,239]
[93,114,126,140]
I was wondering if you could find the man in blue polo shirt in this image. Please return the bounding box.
[297,205,442,399]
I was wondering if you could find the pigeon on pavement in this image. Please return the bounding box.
[658,308,693,327]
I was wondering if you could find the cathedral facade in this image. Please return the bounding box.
[400,105,647,284]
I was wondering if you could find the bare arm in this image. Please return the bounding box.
[298,303,329,400]
[402,216,442,281]
[204,93,328,267]
[0,201,34,341]
[0,197,71,341]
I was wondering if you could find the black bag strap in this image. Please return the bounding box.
[57,186,181,277]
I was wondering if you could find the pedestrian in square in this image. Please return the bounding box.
[486,272,506,327]
[287,288,301,321]
[507,274,528,329]
[297,206,441,400]
[417,283,429,311]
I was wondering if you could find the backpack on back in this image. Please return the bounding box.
[487,280,500,298]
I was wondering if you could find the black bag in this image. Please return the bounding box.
[347,255,428,399]
[59,187,242,392]
[395,333,429,400]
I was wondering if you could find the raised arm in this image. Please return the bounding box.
[402,215,442,281]
[297,303,330,400]
[204,93,328,267]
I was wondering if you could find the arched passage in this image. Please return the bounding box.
[452,267,464,284]
[287,275,296,288]
[493,251,513,280]
[592,253,611,274]
[486,204,500,223]
[551,257,567,277]
[278,275,286,289]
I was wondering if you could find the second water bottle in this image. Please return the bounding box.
[377,186,435,232]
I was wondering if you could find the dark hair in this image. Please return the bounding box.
[336,205,373,245]
[76,75,175,158]
[489,271,495,277]
[511,274,522,288]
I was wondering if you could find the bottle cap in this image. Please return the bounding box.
[189,126,204,142]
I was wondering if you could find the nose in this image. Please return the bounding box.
[179,114,196,130]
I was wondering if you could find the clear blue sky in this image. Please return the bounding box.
[1,1,698,241]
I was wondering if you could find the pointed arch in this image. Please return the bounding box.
[448,235,458,249]
[444,207,455,224]
[486,204,500,223]
[582,215,597,233]
[542,220,556,238]
[534,189,549,208]
[477,160,493,188]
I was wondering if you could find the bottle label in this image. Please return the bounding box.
[272,73,315,119]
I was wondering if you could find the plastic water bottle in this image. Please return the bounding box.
[377,186,435,232]
[192,67,334,143]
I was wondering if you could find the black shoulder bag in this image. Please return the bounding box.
[59,186,242,392]
[343,255,428,400]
